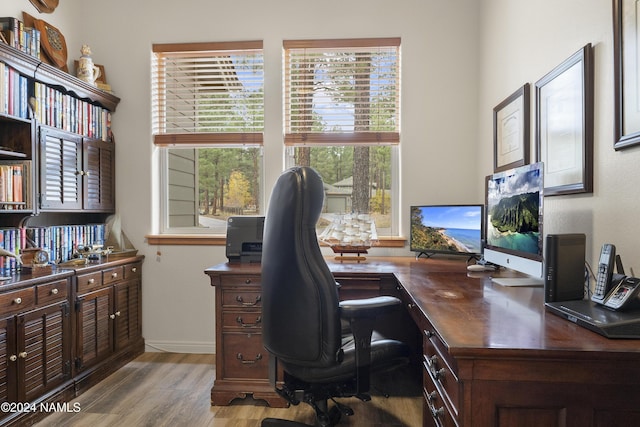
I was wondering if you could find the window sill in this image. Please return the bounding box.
[145,234,406,248]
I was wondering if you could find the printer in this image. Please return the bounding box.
[225,216,264,263]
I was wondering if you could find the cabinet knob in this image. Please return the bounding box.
[18,352,27,359]
[88,278,95,284]
[115,311,121,317]
[110,314,116,319]
[77,170,85,176]
[111,272,118,279]
[13,297,22,305]
[132,267,137,273]
[85,171,91,176]
[9,355,17,362]
[51,288,59,295]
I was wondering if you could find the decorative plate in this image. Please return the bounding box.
[29,0,60,14]
[34,18,68,71]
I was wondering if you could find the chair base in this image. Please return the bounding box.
[261,419,313,427]
[262,403,343,427]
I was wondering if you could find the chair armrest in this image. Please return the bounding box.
[339,295,401,319]
[338,295,401,394]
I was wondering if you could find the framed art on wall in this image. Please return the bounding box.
[613,0,640,150]
[493,83,530,172]
[535,43,593,196]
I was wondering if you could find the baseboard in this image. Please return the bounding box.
[144,340,215,354]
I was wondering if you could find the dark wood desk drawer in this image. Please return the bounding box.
[220,275,261,287]
[221,332,268,379]
[36,279,68,305]
[77,271,103,293]
[424,330,459,416]
[222,311,262,329]
[423,372,457,427]
[124,262,142,280]
[222,289,262,308]
[0,287,35,314]
[103,266,124,285]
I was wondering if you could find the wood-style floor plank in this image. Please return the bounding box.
[34,352,422,427]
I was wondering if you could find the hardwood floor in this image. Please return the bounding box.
[34,352,422,427]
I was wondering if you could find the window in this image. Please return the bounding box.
[152,41,264,235]
[283,38,401,237]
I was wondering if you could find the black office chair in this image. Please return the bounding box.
[261,166,410,427]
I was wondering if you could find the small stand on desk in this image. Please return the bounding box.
[331,245,370,263]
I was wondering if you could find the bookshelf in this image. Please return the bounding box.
[0,40,120,260]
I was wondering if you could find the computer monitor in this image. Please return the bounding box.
[484,162,544,286]
[410,204,484,259]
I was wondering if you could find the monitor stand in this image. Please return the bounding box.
[491,276,544,287]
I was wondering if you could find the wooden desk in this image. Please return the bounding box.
[205,257,640,427]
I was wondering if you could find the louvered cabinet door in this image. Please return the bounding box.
[0,316,17,404]
[113,278,141,352]
[18,301,71,402]
[83,139,115,212]
[75,287,114,371]
[39,127,83,210]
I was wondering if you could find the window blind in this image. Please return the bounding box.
[152,41,264,146]
[284,38,400,146]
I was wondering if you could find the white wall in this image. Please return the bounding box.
[5,0,481,352]
[477,0,640,271]
[13,1,633,354]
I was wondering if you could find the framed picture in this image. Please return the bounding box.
[493,84,530,172]
[613,0,640,150]
[535,44,593,196]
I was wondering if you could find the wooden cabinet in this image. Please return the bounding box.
[83,139,115,212]
[0,274,73,425]
[75,260,143,373]
[0,42,118,218]
[205,267,286,407]
[39,127,115,212]
[0,257,143,426]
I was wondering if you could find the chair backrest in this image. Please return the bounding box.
[262,166,342,367]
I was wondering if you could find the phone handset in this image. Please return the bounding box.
[592,243,616,303]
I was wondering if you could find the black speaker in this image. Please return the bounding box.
[545,233,586,303]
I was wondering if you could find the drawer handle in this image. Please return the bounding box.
[88,278,95,284]
[425,354,437,369]
[433,367,446,381]
[111,272,118,279]
[13,297,22,305]
[236,353,262,364]
[132,267,137,273]
[424,329,434,338]
[431,406,445,418]
[51,288,59,295]
[426,391,437,402]
[236,316,262,327]
[245,279,252,284]
[235,295,261,306]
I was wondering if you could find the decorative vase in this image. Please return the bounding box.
[76,45,101,86]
